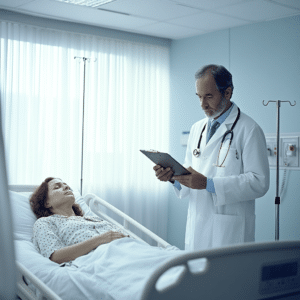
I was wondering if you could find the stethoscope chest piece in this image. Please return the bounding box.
[193,149,200,157]
[193,123,206,158]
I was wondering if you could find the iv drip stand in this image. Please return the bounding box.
[75,56,89,196]
[262,100,296,240]
[74,56,96,196]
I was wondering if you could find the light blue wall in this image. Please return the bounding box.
[168,15,300,249]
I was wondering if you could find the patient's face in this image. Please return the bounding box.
[46,178,75,210]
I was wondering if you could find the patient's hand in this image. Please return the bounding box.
[98,231,128,245]
[50,231,129,264]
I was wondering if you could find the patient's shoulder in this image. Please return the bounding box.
[34,215,53,223]
[33,215,59,231]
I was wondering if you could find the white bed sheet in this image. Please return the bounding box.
[15,237,183,300]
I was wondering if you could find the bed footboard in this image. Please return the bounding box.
[84,193,171,248]
[141,240,300,300]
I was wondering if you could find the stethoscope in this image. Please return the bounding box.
[193,107,241,167]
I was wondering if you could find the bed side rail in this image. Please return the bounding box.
[141,240,300,300]
[84,193,171,249]
[16,261,62,300]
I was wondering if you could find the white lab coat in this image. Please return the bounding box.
[174,104,270,251]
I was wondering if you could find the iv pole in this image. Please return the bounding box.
[262,100,296,241]
[74,56,96,196]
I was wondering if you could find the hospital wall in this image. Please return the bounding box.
[168,14,300,249]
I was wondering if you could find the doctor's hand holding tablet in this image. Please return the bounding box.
[153,165,207,190]
[140,150,206,189]
[142,64,270,252]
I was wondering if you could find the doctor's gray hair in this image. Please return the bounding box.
[195,64,234,96]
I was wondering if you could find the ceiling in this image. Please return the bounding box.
[0,0,300,40]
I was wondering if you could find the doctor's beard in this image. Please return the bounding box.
[206,97,227,120]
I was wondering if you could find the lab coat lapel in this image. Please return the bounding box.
[204,105,238,149]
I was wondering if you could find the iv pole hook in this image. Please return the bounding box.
[263,100,296,106]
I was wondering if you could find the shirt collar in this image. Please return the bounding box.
[52,214,77,218]
[210,102,235,126]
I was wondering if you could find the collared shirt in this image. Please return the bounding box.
[206,102,235,193]
[32,214,124,259]
[206,102,235,144]
[174,102,235,194]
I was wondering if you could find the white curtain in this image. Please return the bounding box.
[0,21,170,243]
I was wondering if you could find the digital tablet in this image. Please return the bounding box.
[140,150,191,176]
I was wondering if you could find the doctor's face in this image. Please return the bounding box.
[45,178,74,210]
[196,74,230,119]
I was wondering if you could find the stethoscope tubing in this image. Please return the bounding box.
[193,107,241,159]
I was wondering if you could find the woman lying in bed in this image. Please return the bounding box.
[29,177,185,299]
[30,177,130,264]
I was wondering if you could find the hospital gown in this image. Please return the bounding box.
[32,214,124,259]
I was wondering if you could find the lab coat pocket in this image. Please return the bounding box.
[212,214,245,248]
[215,147,241,176]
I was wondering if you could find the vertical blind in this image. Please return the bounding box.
[0,21,170,243]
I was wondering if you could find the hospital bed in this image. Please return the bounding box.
[9,185,300,300]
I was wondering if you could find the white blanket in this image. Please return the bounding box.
[15,238,183,300]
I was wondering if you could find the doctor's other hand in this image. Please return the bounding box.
[172,167,207,190]
[153,165,175,182]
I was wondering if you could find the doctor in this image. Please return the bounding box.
[154,64,270,251]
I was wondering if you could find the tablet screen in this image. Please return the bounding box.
[140,150,191,176]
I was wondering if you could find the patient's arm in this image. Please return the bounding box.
[50,231,127,264]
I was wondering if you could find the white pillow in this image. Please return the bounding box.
[9,189,98,242]
[73,190,99,218]
[9,191,37,241]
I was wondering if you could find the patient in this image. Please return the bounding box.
[30,177,129,264]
